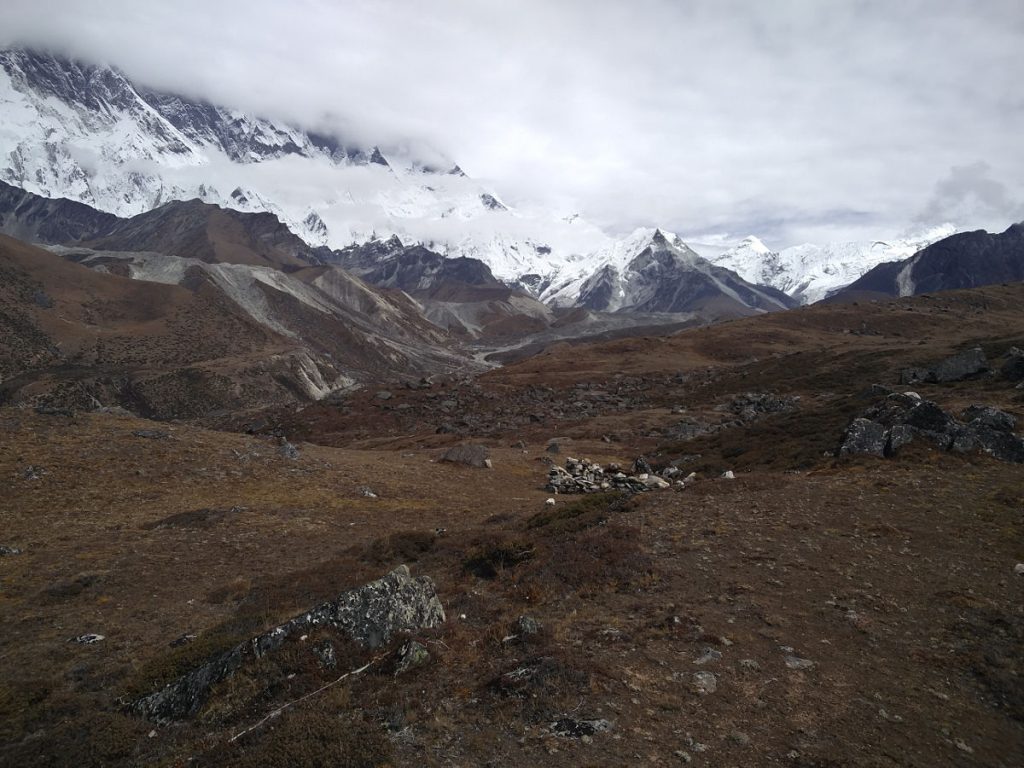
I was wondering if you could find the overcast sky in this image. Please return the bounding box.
[1,0,1022,246]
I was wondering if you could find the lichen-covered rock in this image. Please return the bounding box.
[839,418,887,457]
[132,566,444,722]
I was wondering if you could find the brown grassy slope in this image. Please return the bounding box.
[488,284,1024,387]
[0,234,286,376]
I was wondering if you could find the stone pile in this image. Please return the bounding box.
[546,457,673,494]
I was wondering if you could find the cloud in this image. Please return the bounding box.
[918,162,1023,230]
[1,0,1022,246]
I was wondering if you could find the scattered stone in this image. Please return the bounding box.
[724,392,799,420]
[694,648,722,665]
[169,634,196,648]
[279,441,300,460]
[644,475,671,489]
[21,465,48,480]
[546,442,561,454]
[375,390,393,401]
[511,440,527,450]
[549,717,612,739]
[900,346,989,384]
[784,655,815,670]
[728,731,751,747]
[544,498,556,506]
[691,671,717,694]
[394,640,430,675]
[721,470,735,480]
[133,429,169,440]
[1014,563,1024,576]
[70,634,105,644]
[439,444,491,468]
[358,486,378,498]
[132,566,445,722]
[738,658,761,671]
[0,546,22,556]
[513,615,542,637]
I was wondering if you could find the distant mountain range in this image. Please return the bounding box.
[0,46,980,310]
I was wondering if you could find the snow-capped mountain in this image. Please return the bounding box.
[543,228,794,314]
[0,47,608,278]
[708,226,957,303]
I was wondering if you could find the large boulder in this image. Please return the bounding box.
[132,566,444,722]
[900,346,989,384]
[439,444,491,468]
[953,405,1024,463]
[1001,348,1024,382]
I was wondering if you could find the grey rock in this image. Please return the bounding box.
[132,566,444,722]
[133,429,169,439]
[278,441,300,460]
[694,648,722,665]
[886,424,916,454]
[439,444,491,468]
[546,441,561,454]
[375,390,393,401]
[728,731,751,746]
[692,671,717,694]
[784,655,815,670]
[70,633,105,644]
[961,405,1016,432]
[0,546,22,556]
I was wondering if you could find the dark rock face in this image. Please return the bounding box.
[131,566,445,722]
[439,444,491,468]
[839,393,1024,463]
[838,222,1024,298]
[900,347,989,384]
[333,241,503,295]
[0,180,118,244]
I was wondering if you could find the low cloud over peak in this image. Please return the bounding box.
[1,0,1021,247]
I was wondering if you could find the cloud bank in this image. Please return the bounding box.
[1,0,1021,246]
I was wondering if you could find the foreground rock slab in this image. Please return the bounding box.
[131,566,444,722]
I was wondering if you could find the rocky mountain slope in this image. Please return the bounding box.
[708,226,958,303]
[833,222,1024,299]
[543,229,795,315]
[0,229,472,417]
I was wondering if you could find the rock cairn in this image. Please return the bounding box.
[546,457,677,494]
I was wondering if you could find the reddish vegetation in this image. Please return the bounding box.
[2,281,1023,766]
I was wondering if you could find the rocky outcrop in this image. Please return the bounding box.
[131,566,444,722]
[900,347,989,384]
[839,393,1024,462]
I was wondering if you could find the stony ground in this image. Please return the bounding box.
[2,285,1023,767]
